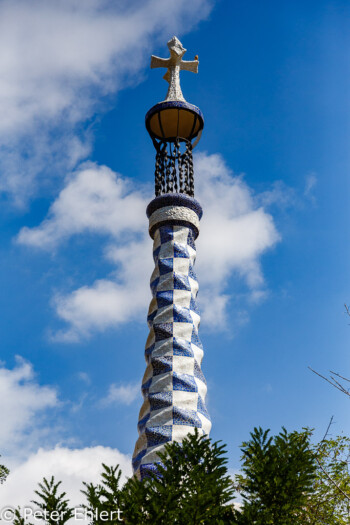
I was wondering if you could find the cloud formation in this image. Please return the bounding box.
[0,0,212,203]
[2,446,132,510]
[0,357,58,457]
[0,357,131,507]
[100,382,140,407]
[17,163,147,249]
[194,153,279,325]
[18,153,280,340]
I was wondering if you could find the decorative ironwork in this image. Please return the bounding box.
[154,139,194,197]
[146,37,203,198]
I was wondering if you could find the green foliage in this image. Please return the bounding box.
[13,508,29,525]
[82,464,124,524]
[0,455,9,484]
[13,427,350,524]
[31,476,74,525]
[121,429,236,524]
[306,435,350,524]
[81,430,236,524]
[235,427,317,525]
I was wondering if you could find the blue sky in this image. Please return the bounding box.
[1,0,350,505]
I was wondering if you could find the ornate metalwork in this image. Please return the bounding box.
[148,37,202,198]
[154,139,194,197]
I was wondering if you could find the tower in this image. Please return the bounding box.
[132,37,211,480]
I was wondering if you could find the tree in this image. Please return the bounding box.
[81,430,236,524]
[0,455,9,484]
[13,508,30,525]
[309,305,350,397]
[121,429,236,524]
[235,427,317,524]
[306,434,350,524]
[11,432,235,524]
[31,477,74,525]
[13,477,73,525]
[15,427,350,523]
[82,464,124,524]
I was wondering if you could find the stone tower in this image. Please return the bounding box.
[132,37,211,480]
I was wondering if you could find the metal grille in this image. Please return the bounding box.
[154,139,194,197]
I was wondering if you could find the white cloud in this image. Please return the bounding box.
[257,180,296,209]
[18,153,281,339]
[17,163,148,249]
[0,357,58,457]
[195,152,279,286]
[194,153,280,325]
[18,162,152,341]
[77,372,91,385]
[0,357,132,511]
[197,292,229,328]
[0,0,212,203]
[304,172,317,204]
[1,446,132,510]
[100,382,140,407]
[51,236,152,341]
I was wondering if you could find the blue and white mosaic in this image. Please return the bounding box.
[132,208,211,480]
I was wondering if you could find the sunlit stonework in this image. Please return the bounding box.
[151,36,199,102]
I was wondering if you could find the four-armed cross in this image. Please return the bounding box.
[151,36,199,102]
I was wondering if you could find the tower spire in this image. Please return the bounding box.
[150,36,199,102]
[132,37,211,480]
[146,37,204,198]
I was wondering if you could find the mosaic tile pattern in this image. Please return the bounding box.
[132,221,211,480]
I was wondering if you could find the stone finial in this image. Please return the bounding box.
[150,36,199,102]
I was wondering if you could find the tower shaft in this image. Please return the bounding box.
[132,195,211,480]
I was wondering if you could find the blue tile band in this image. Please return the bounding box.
[132,197,211,480]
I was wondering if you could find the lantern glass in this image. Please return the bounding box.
[146,101,204,143]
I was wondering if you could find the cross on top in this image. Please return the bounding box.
[151,36,199,102]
